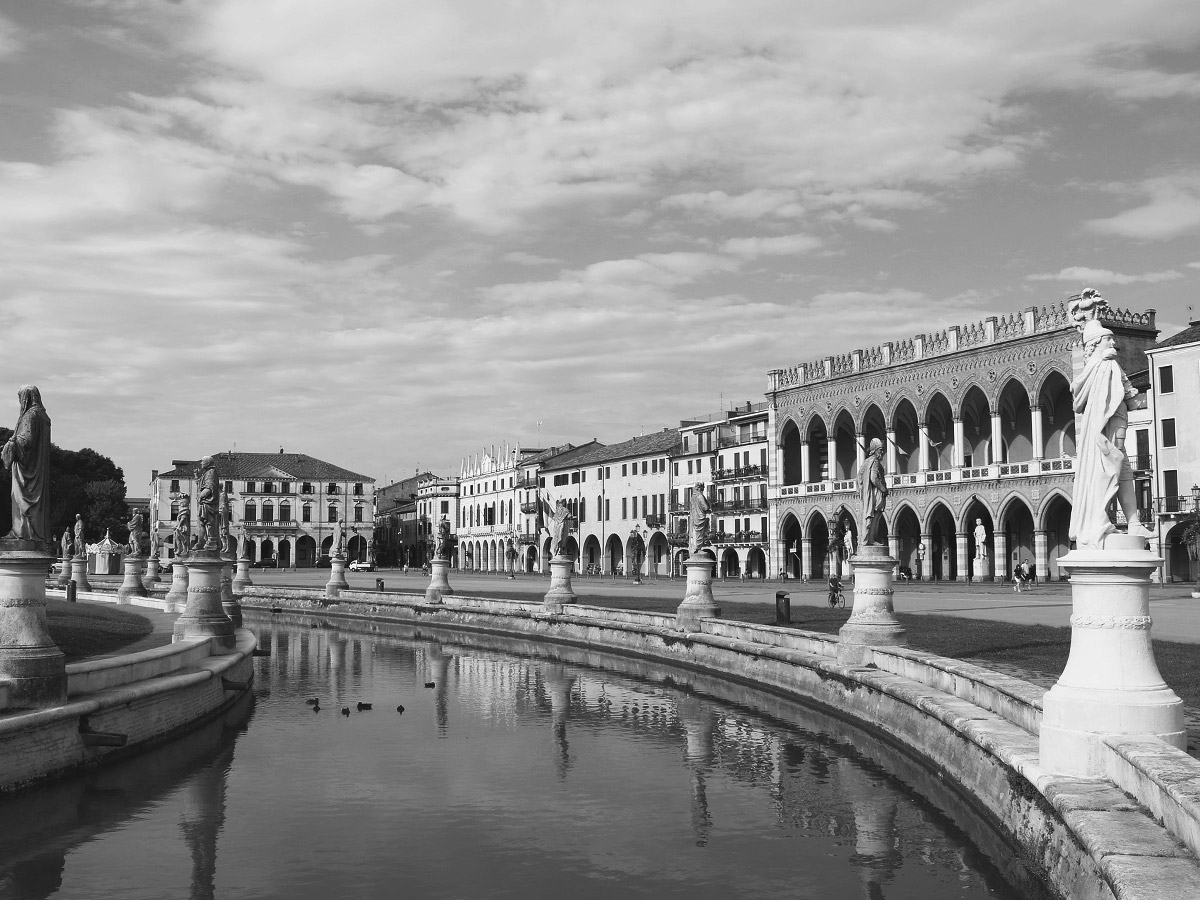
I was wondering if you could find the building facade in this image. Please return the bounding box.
[154,451,375,567]
[1145,319,1200,582]
[416,474,461,566]
[765,302,1158,583]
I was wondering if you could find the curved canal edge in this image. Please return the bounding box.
[0,628,256,794]
[240,583,1200,900]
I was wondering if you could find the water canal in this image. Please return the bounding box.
[0,613,1053,899]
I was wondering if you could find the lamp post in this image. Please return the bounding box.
[917,542,926,581]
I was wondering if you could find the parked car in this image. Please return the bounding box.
[252,559,278,568]
[348,560,375,572]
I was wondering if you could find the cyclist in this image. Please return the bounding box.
[828,573,843,607]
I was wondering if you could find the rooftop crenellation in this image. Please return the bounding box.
[768,300,1155,391]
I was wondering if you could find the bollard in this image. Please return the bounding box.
[376,578,384,591]
[66,581,77,603]
[775,590,790,625]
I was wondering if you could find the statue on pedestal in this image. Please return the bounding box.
[237,531,249,561]
[1068,290,1153,549]
[61,529,72,559]
[434,516,451,560]
[974,519,988,559]
[1,385,51,545]
[74,514,84,558]
[859,438,888,546]
[127,508,145,555]
[195,458,218,551]
[174,495,191,558]
[688,484,712,556]
[541,492,571,558]
[331,518,345,559]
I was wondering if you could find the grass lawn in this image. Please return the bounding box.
[44,599,154,661]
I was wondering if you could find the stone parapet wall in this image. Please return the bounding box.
[238,588,1200,900]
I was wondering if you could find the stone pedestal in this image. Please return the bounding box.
[676,552,720,631]
[232,557,253,593]
[164,561,188,612]
[117,553,148,602]
[1040,535,1185,776]
[543,555,576,614]
[424,557,452,604]
[56,555,72,587]
[143,555,162,586]
[326,555,349,600]
[838,544,905,665]
[0,545,67,709]
[69,554,92,592]
[220,555,242,628]
[173,552,235,653]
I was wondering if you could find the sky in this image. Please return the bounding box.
[2,1,1200,492]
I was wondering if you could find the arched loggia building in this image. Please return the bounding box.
[767,303,1158,582]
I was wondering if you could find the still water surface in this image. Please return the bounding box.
[0,614,1052,899]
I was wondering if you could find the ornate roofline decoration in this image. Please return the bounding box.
[767,300,1156,392]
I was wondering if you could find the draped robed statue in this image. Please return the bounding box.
[1,385,51,546]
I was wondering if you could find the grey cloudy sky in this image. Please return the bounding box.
[2,1,1200,489]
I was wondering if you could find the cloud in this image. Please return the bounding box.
[1027,266,1184,285]
[720,234,823,259]
[0,13,20,57]
[502,251,561,266]
[1085,173,1200,241]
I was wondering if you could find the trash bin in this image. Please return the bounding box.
[375,578,385,591]
[775,590,790,624]
[66,581,77,603]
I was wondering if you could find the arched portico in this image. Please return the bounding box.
[962,498,995,581]
[926,502,956,581]
[1039,492,1072,582]
[997,496,1036,582]
[779,512,802,579]
[582,535,602,573]
[890,504,922,576]
[605,534,623,575]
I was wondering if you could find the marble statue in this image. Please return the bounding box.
[127,508,144,555]
[331,518,345,558]
[195,457,218,550]
[61,529,71,558]
[859,438,888,546]
[149,489,159,554]
[1,385,51,544]
[435,516,451,560]
[174,495,191,558]
[73,514,84,558]
[974,519,987,559]
[1069,310,1152,549]
[688,484,713,555]
[545,493,571,558]
[843,528,855,560]
[237,531,249,560]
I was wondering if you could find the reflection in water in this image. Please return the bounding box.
[0,615,1053,900]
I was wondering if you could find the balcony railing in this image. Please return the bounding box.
[516,531,540,545]
[667,530,688,547]
[712,464,765,482]
[717,433,767,449]
[520,501,539,514]
[711,530,764,545]
[1157,497,1199,515]
[645,515,666,529]
[240,520,300,530]
[1131,454,1153,472]
[711,499,767,514]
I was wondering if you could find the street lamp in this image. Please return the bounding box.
[917,541,926,581]
[629,526,646,584]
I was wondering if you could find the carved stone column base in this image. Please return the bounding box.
[326,556,349,600]
[676,552,720,631]
[232,557,253,592]
[57,555,72,587]
[173,552,235,653]
[424,558,452,604]
[221,557,242,628]
[143,555,162,586]
[117,554,148,602]
[0,548,66,709]
[543,555,576,614]
[1040,536,1185,776]
[838,544,905,665]
[164,561,188,612]
[69,555,91,593]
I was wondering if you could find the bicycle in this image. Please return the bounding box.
[827,587,845,608]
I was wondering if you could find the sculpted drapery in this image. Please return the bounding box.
[2,385,51,544]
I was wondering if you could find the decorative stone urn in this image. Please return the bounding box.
[1040,534,1185,776]
[837,543,905,665]
[543,555,576,614]
[424,557,452,604]
[676,550,720,631]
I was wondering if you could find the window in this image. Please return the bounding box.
[697,458,703,472]
[579,500,586,523]
[604,467,610,478]
[327,505,338,523]
[302,482,313,494]
[598,468,604,479]
[246,481,257,493]
[302,505,311,522]
[262,502,274,523]
[280,502,291,521]
[440,500,449,514]
[683,435,690,452]
[328,483,338,494]
[354,483,364,496]
[642,461,648,475]
[1160,365,1174,394]
[622,498,628,518]
[621,464,627,476]
[244,501,257,522]
[263,482,275,493]
[632,496,638,518]
[281,482,291,494]
[605,499,610,519]
[170,479,180,492]
[224,480,233,493]
[1164,469,1179,511]
[170,501,179,522]
[688,461,693,474]
[673,462,679,476]
[571,472,579,484]
[1163,418,1177,448]
[354,506,363,523]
